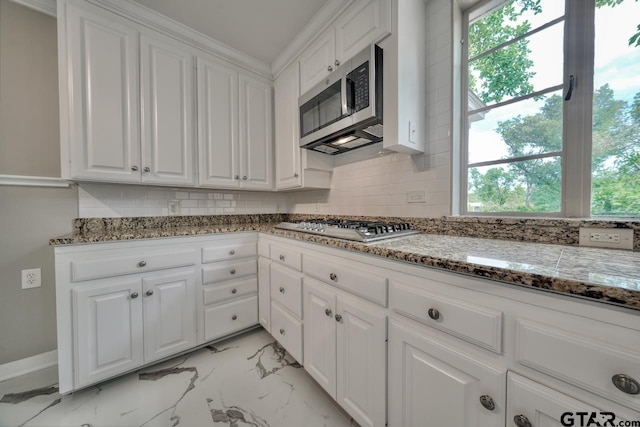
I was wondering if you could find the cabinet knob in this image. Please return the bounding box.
[325,308,333,317]
[230,269,236,275]
[231,314,237,321]
[143,167,150,172]
[513,415,532,427]
[137,261,147,268]
[231,288,237,294]
[279,328,285,335]
[146,290,154,296]
[229,250,236,255]
[335,313,343,323]
[242,176,247,180]
[428,308,440,320]
[327,65,333,72]
[294,173,299,178]
[234,175,240,180]
[335,59,340,67]
[131,165,138,171]
[479,395,495,411]
[612,374,640,395]
[279,255,285,261]
[130,292,139,299]
[329,273,338,282]
[279,287,285,294]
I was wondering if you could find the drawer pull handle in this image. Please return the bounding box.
[231,315,237,321]
[130,292,139,299]
[279,255,285,261]
[234,175,239,180]
[329,273,338,282]
[279,328,285,335]
[231,288,237,294]
[229,250,235,255]
[131,165,138,171]
[242,176,247,180]
[428,308,440,320]
[325,308,332,317]
[479,395,495,411]
[612,374,640,395]
[143,166,150,172]
[230,269,236,275]
[146,290,154,296]
[279,287,285,294]
[335,314,343,323]
[138,261,147,268]
[513,415,532,427]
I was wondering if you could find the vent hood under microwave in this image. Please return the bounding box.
[298,44,383,155]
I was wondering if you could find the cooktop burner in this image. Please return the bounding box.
[274,219,420,242]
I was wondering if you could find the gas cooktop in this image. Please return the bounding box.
[274,219,421,242]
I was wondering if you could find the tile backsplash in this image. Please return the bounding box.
[78,183,288,218]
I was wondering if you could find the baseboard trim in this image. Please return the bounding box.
[0,350,58,382]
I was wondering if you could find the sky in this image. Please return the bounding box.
[467,0,640,166]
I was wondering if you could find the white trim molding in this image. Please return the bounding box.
[9,0,56,17]
[0,174,71,188]
[0,350,58,382]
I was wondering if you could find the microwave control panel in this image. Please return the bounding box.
[348,61,370,112]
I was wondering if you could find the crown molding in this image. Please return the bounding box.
[10,0,56,16]
[271,0,353,79]
[0,174,71,188]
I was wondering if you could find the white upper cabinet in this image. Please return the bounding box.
[274,63,302,189]
[60,1,140,182]
[197,56,240,189]
[299,0,391,94]
[140,32,196,186]
[197,55,273,191]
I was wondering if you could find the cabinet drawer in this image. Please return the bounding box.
[303,254,388,306]
[203,277,257,306]
[71,248,198,282]
[202,241,256,263]
[390,280,503,353]
[270,244,302,271]
[516,318,640,412]
[270,264,303,318]
[271,301,303,363]
[204,295,258,341]
[202,259,257,284]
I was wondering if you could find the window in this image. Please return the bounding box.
[461,0,640,217]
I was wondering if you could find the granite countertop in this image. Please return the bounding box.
[50,222,640,311]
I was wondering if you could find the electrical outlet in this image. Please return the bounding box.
[168,200,181,216]
[408,121,417,144]
[579,227,633,250]
[407,190,426,203]
[22,268,41,289]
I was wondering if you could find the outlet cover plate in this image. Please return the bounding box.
[407,190,426,203]
[578,227,633,250]
[22,268,42,289]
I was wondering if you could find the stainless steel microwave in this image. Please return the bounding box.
[298,44,383,155]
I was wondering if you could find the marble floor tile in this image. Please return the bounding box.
[0,328,358,427]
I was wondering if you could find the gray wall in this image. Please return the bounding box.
[0,0,78,364]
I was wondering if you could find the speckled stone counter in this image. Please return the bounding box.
[50,215,640,311]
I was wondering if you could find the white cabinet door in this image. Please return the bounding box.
[303,278,338,398]
[334,0,392,64]
[336,294,387,427]
[388,319,506,427]
[72,278,143,388]
[63,2,140,182]
[142,269,197,363]
[258,258,271,332]
[274,62,302,190]
[140,32,195,186]
[197,56,240,188]
[299,30,336,94]
[239,74,273,190]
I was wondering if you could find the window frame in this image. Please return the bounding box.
[458,0,595,218]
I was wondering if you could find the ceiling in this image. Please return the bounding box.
[132,0,329,64]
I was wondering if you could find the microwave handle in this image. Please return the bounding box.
[344,76,355,115]
[341,75,348,116]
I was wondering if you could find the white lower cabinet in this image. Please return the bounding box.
[72,268,196,389]
[303,278,387,427]
[388,318,505,427]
